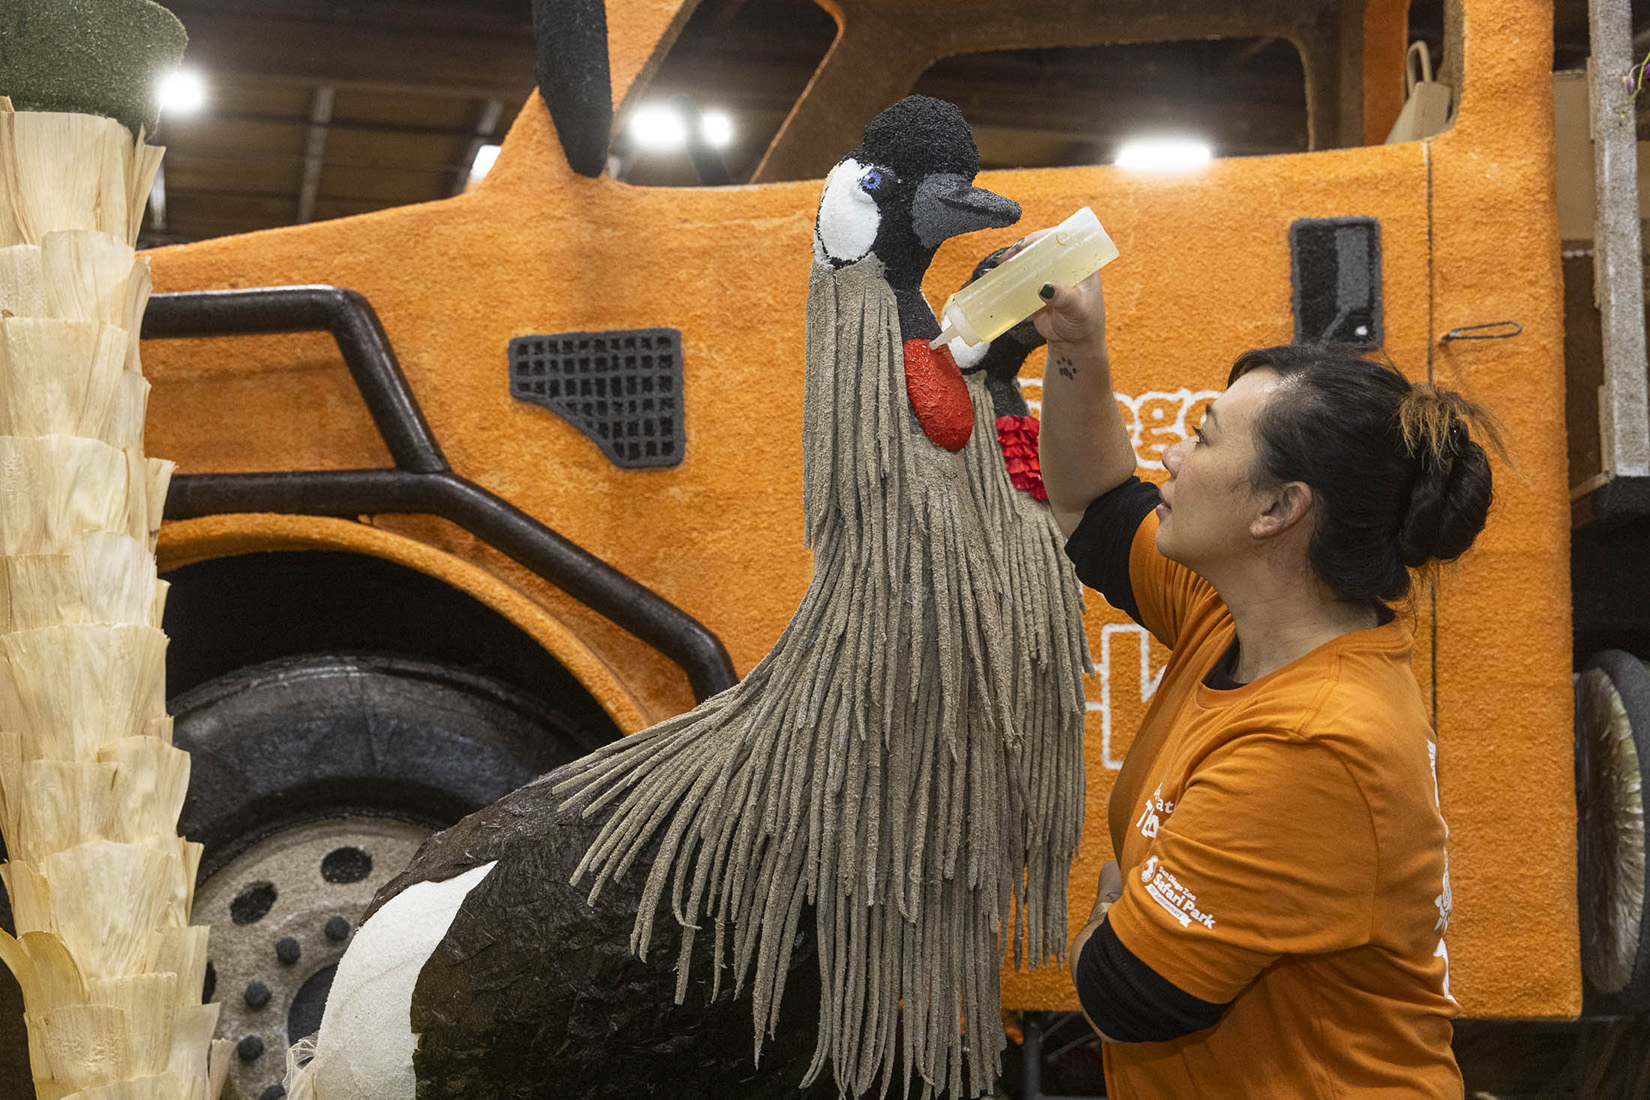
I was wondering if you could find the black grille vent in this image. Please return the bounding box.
[508,328,683,468]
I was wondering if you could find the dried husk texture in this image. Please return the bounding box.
[0,321,140,442]
[0,102,162,248]
[0,624,169,757]
[0,437,171,554]
[0,98,219,1100]
[0,236,154,377]
[0,534,164,633]
[0,738,189,870]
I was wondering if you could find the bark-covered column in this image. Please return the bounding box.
[0,3,230,1098]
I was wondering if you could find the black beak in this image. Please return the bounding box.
[911,173,1021,249]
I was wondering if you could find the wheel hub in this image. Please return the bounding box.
[193,816,430,1100]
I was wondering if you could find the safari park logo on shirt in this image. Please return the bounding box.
[1140,855,1217,931]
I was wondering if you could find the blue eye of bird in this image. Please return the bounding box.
[862,169,888,191]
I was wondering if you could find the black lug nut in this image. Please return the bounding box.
[244,980,271,1009]
[237,1034,265,1062]
[276,937,302,964]
[325,915,352,942]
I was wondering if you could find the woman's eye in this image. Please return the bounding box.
[1192,428,1208,445]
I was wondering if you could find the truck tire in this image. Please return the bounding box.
[1,653,615,1100]
[1576,649,1650,1014]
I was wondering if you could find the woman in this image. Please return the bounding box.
[1028,261,1498,1098]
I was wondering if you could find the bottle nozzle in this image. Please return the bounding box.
[929,321,961,350]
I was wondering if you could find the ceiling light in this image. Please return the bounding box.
[469,143,501,181]
[157,69,206,116]
[700,111,733,149]
[1114,138,1212,172]
[629,105,688,151]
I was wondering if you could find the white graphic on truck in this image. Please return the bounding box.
[1088,624,1167,770]
[1017,381,1221,472]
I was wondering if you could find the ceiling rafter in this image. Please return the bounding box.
[296,86,335,225]
[453,99,506,197]
[134,0,1598,246]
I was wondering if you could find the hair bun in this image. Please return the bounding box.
[1395,386,1498,568]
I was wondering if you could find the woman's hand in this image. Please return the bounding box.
[1090,858,1123,925]
[1035,270,1108,351]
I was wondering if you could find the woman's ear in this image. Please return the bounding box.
[1251,481,1312,540]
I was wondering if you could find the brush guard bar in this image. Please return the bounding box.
[143,285,737,703]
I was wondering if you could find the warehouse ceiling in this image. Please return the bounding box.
[143,0,535,246]
[139,0,1628,249]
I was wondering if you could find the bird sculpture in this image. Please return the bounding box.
[291,96,1064,1100]
[949,247,1092,972]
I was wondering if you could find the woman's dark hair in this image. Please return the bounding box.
[1229,344,1506,608]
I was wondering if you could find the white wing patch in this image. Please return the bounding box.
[307,860,500,1100]
[947,335,989,371]
[814,158,879,264]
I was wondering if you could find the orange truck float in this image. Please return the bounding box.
[11,0,1643,1095]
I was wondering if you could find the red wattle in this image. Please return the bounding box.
[902,338,974,453]
[996,414,1048,500]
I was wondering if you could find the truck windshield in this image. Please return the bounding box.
[617,0,1457,186]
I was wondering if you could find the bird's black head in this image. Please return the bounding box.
[813,95,1020,293]
[855,95,980,187]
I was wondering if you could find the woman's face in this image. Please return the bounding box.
[1154,368,1285,574]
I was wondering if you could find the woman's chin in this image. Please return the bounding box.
[1153,523,1199,571]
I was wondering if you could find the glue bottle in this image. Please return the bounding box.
[930,206,1119,349]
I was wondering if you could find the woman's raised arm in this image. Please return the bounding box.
[1032,264,1139,537]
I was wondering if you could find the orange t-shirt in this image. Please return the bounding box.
[1100,511,1461,1099]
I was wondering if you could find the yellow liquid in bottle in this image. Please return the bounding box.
[931,206,1119,348]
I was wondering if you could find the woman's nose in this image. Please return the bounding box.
[1163,439,1187,475]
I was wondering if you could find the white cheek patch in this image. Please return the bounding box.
[814,157,878,264]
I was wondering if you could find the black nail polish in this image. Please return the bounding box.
[1039,284,1055,300]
